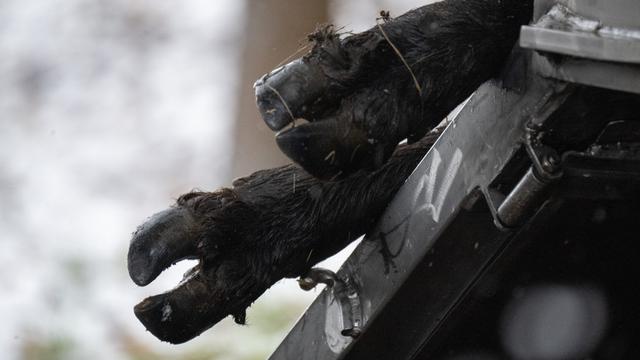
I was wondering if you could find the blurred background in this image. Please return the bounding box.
[0,1,428,359]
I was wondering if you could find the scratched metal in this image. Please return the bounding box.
[565,0,640,30]
[521,2,640,95]
[268,50,570,360]
[535,0,640,29]
[531,52,640,95]
[521,4,640,64]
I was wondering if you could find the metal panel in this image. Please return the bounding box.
[520,3,640,64]
[268,51,571,360]
[531,53,640,95]
[520,26,640,64]
[268,3,640,359]
[566,0,640,30]
[521,2,640,95]
[536,0,640,29]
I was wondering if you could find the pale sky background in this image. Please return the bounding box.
[0,1,428,359]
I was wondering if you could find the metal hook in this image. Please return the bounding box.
[298,268,363,338]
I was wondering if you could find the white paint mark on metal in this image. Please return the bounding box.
[414,148,464,222]
[324,291,351,353]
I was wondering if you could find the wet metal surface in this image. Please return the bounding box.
[522,2,640,95]
[565,0,640,30]
[531,53,640,95]
[521,4,640,64]
[270,2,640,359]
[268,50,572,360]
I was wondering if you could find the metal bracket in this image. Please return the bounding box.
[521,3,640,95]
[298,268,363,338]
[494,124,563,228]
[525,123,563,181]
[269,49,575,360]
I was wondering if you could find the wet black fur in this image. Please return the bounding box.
[264,0,533,179]
[183,129,443,281]
[129,0,538,343]
[304,0,532,143]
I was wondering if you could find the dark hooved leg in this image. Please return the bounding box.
[255,0,533,179]
[128,0,535,344]
[128,130,441,343]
